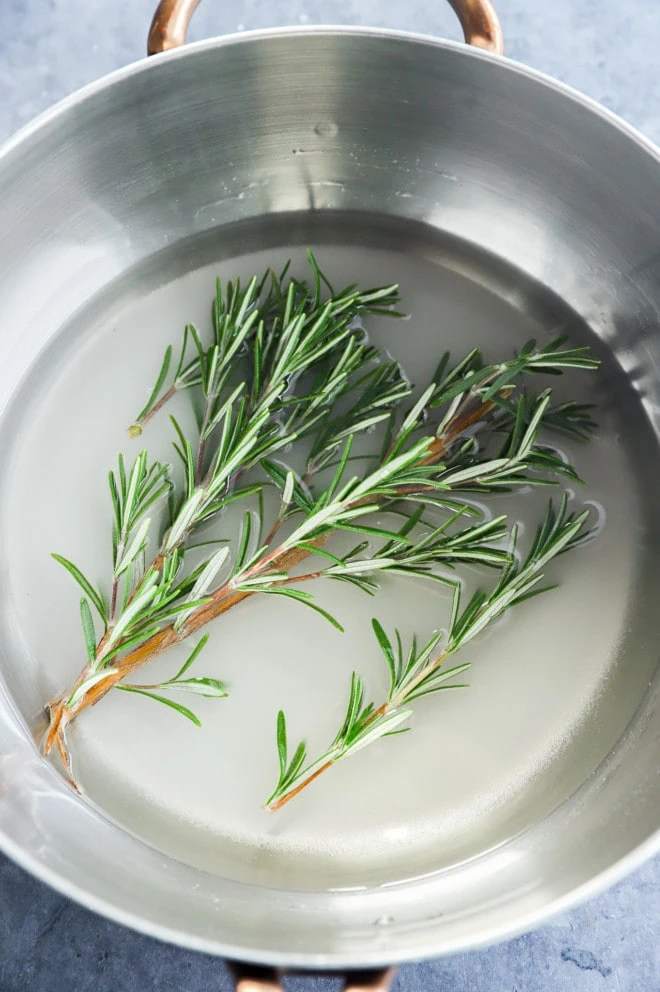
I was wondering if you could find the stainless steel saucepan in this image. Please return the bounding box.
[1,1,660,988]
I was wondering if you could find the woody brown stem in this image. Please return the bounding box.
[43,540,328,762]
[268,648,451,810]
[268,761,334,811]
[135,385,177,428]
[43,400,496,770]
[422,398,497,465]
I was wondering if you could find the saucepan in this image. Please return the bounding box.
[1,0,660,988]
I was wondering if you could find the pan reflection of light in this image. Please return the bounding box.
[0,748,83,857]
[0,669,88,858]
[426,173,553,286]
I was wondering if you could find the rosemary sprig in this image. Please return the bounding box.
[45,259,405,760]
[44,256,599,780]
[266,495,592,810]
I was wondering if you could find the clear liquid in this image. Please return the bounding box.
[0,215,657,889]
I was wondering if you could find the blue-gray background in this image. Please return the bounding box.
[1,1,659,989]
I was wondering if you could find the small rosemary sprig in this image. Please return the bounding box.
[266,495,591,810]
[43,254,599,782]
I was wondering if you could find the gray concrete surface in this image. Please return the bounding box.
[1,1,660,989]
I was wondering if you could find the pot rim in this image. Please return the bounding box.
[1,24,659,966]
[2,23,660,177]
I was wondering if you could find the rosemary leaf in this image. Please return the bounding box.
[52,555,107,625]
[115,686,202,726]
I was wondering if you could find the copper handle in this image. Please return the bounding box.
[448,0,503,53]
[233,965,397,991]
[148,0,201,54]
[148,0,503,55]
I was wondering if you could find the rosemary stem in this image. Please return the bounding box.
[388,648,451,711]
[109,578,119,625]
[269,760,334,811]
[137,384,177,427]
[267,646,452,811]
[195,438,207,486]
[263,514,285,549]
[421,396,498,466]
[42,541,328,758]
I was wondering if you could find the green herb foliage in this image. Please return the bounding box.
[47,253,598,797]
